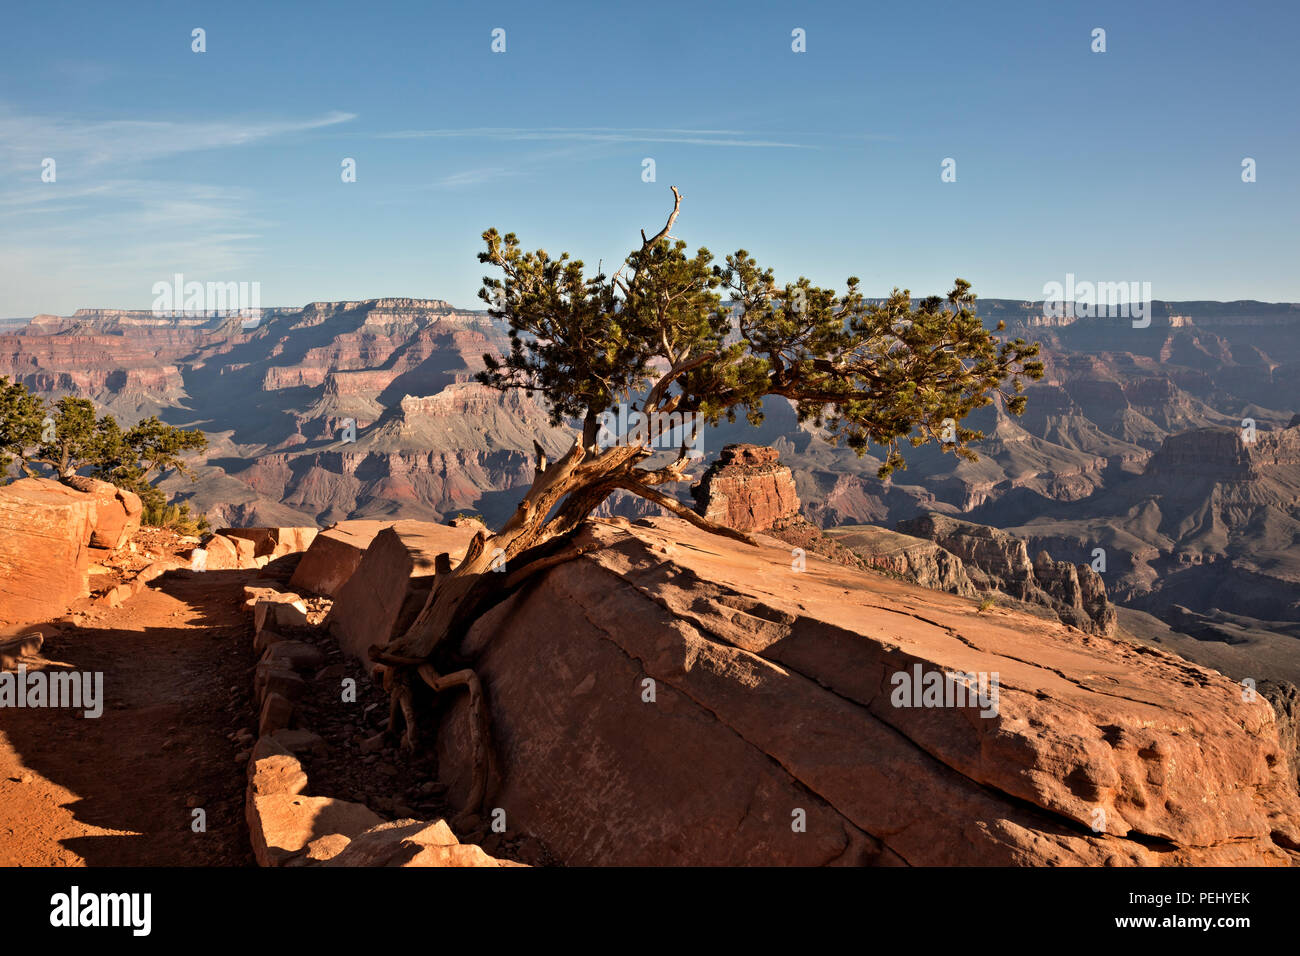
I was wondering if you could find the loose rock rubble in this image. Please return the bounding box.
[231,536,542,867]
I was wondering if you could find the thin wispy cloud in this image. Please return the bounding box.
[377,127,813,149]
[431,166,520,189]
[393,144,595,194]
[0,108,356,171]
[0,107,356,311]
[0,179,266,309]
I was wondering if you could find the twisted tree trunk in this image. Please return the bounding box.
[362,184,769,820]
[367,430,755,820]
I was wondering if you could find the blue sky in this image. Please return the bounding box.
[1,0,1297,315]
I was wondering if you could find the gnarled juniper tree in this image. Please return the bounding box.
[370,188,1043,814]
[0,381,208,527]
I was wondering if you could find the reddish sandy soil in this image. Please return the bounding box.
[0,568,259,866]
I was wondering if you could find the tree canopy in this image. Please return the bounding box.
[376,191,1046,813]
[382,188,1044,676]
[478,187,1043,478]
[0,377,208,526]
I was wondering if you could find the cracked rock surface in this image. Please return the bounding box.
[435,516,1300,866]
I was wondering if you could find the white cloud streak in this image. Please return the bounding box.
[0,108,356,171]
[0,107,354,314]
[376,126,812,149]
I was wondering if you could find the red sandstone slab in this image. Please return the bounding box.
[325,520,480,671]
[433,515,1300,867]
[288,520,389,597]
[0,478,97,625]
[220,526,319,559]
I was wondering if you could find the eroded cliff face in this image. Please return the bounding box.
[5,299,1298,635]
[222,382,573,525]
[2,300,574,527]
[823,525,978,596]
[430,516,1300,866]
[691,444,1117,637]
[1001,420,1300,626]
[0,331,187,409]
[1147,425,1300,476]
[898,513,1117,637]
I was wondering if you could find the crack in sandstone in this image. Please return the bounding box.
[548,568,914,866]
[552,558,1133,863]
[716,593,1279,850]
[579,555,1259,856]
[846,600,1218,716]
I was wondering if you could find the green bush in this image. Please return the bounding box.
[0,377,209,528]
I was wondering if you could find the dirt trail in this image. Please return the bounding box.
[0,569,259,866]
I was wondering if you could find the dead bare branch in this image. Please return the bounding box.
[640,185,682,249]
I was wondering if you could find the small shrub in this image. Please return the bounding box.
[141,491,209,535]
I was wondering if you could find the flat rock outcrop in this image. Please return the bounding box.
[0,478,98,624]
[434,515,1299,866]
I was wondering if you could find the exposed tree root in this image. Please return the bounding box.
[367,433,754,823]
[417,665,489,824]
